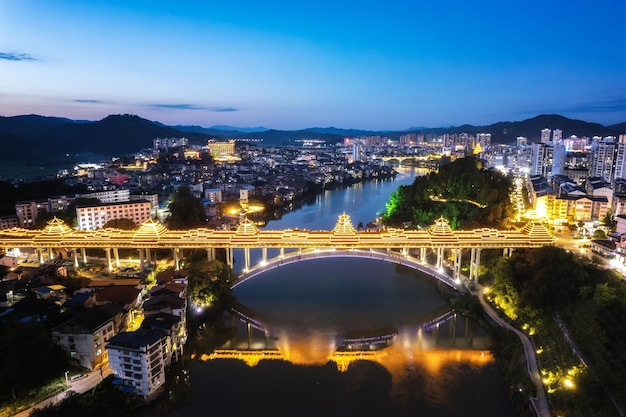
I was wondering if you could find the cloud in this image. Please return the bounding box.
[149,103,238,112]
[151,103,206,110]
[74,99,103,104]
[0,52,37,61]
[210,107,238,112]
[525,91,626,115]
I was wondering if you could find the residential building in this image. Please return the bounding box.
[76,200,151,230]
[51,307,117,370]
[77,189,130,204]
[107,328,169,398]
[0,215,19,230]
[153,137,188,151]
[15,200,48,228]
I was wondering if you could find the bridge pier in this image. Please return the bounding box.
[453,248,462,280]
[469,248,482,282]
[173,248,180,270]
[244,248,250,271]
[226,247,234,268]
[73,248,79,268]
[420,247,426,263]
[37,248,44,265]
[48,247,54,262]
[207,248,216,262]
[139,248,145,272]
[436,247,444,269]
[262,247,267,263]
[279,248,285,258]
[81,248,87,265]
[113,248,120,268]
[105,248,113,272]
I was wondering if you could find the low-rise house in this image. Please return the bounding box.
[51,307,117,370]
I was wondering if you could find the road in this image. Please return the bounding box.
[477,284,551,417]
[13,368,112,417]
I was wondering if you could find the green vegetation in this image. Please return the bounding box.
[0,323,70,416]
[183,250,234,313]
[481,246,626,416]
[166,185,206,229]
[383,156,514,229]
[28,376,136,417]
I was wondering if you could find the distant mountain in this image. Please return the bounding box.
[608,121,626,133]
[303,127,386,137]
[231,129,345,144]
[0,114,213,161]
[402,114,623,144]
[2,113,626,164]
[209,125,268,133]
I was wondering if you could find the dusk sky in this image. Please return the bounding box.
[2,1,626,130]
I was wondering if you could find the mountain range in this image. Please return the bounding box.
[1,113,625,163]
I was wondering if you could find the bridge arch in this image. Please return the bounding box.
[230,248,462,290]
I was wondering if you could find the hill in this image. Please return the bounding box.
[1,114,625,164]
[0,114,214,161]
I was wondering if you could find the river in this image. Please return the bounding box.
[170,167,515,417]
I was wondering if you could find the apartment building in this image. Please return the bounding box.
[76,200,151,230]
[51,307,117,370]
[107,328,170,398]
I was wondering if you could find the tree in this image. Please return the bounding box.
[102,218,137,230]
[0,322,67,400]
[167,185,206,229]
[601,210,617,233]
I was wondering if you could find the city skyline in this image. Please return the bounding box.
[1,1,626,130]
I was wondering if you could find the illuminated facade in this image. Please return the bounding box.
[208,140,236,162]
[76,200,151,230]
[0,214,555,285]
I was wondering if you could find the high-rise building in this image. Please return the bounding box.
[531,143,554,178]
[352,142,365,162]
[590,139,617,182]
[553,129,563,143]
[541,129,552,144]
[153,137,188,150]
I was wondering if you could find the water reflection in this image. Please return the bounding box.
[195,301,494,407]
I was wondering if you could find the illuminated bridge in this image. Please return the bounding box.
[0,214,554,285]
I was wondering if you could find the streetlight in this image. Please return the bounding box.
[65,370,69,385]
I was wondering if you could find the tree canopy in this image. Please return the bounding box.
[383,156,514,229]
[166,185,206,229]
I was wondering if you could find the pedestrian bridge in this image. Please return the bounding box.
[0,213,554,283]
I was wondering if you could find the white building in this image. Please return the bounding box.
[76,200,152,230]
[78,189,130,204]
[107,328,170,398]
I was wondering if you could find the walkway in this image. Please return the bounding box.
[477,285,551,417]
[11,368,112,417]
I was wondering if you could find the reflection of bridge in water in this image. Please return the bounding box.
[197,302,493,375]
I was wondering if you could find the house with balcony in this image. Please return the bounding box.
[51,307,117,370]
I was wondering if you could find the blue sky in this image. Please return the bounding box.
[1,0,626,130]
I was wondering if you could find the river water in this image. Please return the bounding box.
[171,168,515,417]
